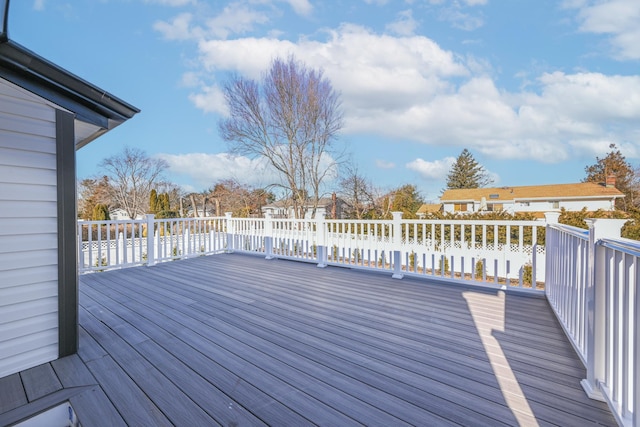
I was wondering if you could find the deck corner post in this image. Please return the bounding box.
[391,211,404,279]
[315,211,328,268]
[582,218,626,401]
[146,214,156,266]
[225,212,234,253]
[264,211,274,260]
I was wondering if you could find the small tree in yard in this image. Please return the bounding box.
[149,189,159,214]
[219,55,344,218]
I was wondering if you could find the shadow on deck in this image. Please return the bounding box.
[0,253,615,426]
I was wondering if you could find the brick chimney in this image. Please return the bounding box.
[605,174,616,188]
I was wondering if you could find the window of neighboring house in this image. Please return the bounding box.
[551,201,560,209]
[487,203,503,212]
[454,203,468,212]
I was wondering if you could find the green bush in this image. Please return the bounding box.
[522,263,533,285]
[438,256,449,275]
[475,259,485,279]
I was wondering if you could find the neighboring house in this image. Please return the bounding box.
[262,195,346,219]
[0,11,139,380]
[109,208,144,220]
[440,181,624,215]
[416,203,443,218]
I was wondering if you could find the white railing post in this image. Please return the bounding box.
[392,211,404,279]
[264,212,274,260]
[544,212,560,289]
[316,212,328,268]
[225,212,234,253]
[582,218,626,400]
[146,214,155,267]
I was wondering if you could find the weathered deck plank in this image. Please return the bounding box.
[0,253,617,426]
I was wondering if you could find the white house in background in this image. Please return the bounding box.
[262,195,346,219]
[109,208,144,220]
[0,6,138,380]
[440,181,624,215]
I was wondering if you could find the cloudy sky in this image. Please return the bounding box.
[9,0,640,200]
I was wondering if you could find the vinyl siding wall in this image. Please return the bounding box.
[0,79,59,378]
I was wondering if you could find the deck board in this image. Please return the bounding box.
[0,253,617,426]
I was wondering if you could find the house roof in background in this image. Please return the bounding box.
[417,203,442,214]
[0,37,139,148]
[441,182,625,202]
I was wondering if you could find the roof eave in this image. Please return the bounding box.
[0,39,140,146]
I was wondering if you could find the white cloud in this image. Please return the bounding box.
[177,22,640,166]
[376,160,396,169]
[33,0,46,11]
[438,7,484,31]
[188,85,228,115]
[153,13,200,40]
[386,9,419,36]
[157,152,277,189]
[406,157,455,180]
[204,4,270,39]
[568,0,640,60]
[154,4,270,41]
[284,0,313,16]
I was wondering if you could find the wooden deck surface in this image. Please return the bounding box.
[1,253,616,426]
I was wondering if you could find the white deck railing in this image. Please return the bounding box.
[78,216,227,273]
[79,212,546,291]
[546,215,638,427]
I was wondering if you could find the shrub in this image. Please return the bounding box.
[475,259,485,280]
[438,256,449,275]
[522,263,533,285]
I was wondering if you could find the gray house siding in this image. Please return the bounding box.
[0,78,59,378]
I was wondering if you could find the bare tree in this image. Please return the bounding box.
[219,55,343,218]
[337,163,376,219]
[99,147,168,219]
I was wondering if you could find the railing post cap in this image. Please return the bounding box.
[585,217,627,239]
[225,212,233,219]
[544,212,560,223]
[391,211,403,220]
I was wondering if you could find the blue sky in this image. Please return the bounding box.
[8,0,640,201]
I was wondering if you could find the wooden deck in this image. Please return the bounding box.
[1,253,615,426]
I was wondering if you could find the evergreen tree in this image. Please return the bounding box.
[445,149,492,189]
[149,189,159,214]
[159,193,170,212]
[92,204,110,221]
[583,144,637,210]
[390,184,424,219]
